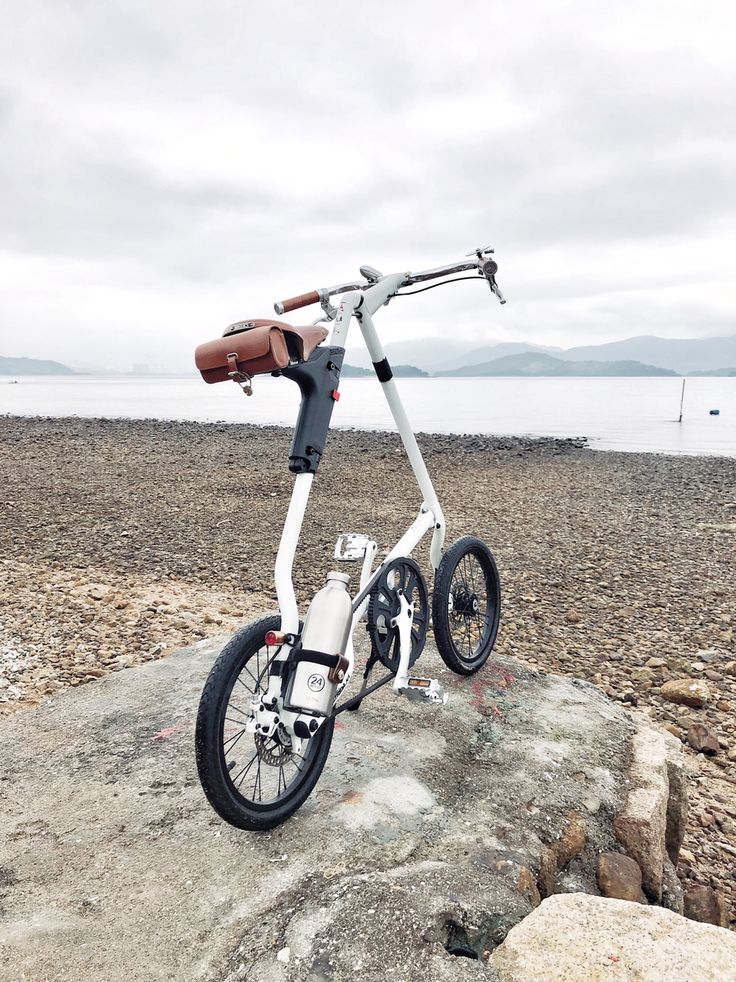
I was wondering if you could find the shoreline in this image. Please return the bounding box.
[2,373,734,460]
[5,410,736,460]
[1,410,590,449]
[1,415,735,923]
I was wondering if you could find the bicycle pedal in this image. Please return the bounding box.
[397,677,448,705]
[334,533,373,561]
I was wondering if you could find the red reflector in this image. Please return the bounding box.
[331,389,340,401]
[264,630,285,646]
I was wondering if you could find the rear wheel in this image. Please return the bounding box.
[432,536,501,675]
[195,615,334,830]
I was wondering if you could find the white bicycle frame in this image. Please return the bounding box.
[257,252,505,738]
[265,273,443,715]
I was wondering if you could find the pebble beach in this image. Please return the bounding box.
[1,415,735,922]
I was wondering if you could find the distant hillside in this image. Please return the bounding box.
[562,335,736,374]
[345,333,736,375]
[342,363,428,378]
[436,352,678,378]
[689,367,736,377]
[0,356,75,375]
[440,341,562,371]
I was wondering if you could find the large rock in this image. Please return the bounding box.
[663,732,689,864]
[686,722,719,755]
[683,884,729,927]
[660,679,710,707]
[0,637,689,981]
[597,853,642,902]
[551,810,587,869]
[490,893,736,981]
[612,728,671,902]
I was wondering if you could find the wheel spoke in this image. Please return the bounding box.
[233,751,258,787]
[252,756,262,802]
[225,714,250,726]
[228,701,251,718]
[236,669,258,694]
[467,555,479,595]
[224,727,247,750]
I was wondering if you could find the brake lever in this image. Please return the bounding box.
[480,258,506,304]
[490,281,506,305]
[319,290,339,321]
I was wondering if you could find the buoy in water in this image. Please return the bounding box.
[709,409,720,416]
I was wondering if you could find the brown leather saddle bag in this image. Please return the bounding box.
[195,319,328,384]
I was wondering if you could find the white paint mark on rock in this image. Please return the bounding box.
[333,774,438,828]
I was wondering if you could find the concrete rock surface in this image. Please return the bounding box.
[0,635,687,981]
[489,893,736,981]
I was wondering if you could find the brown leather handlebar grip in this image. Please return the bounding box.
[275,290,320,314]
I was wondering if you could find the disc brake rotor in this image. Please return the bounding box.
[367,557,429,672]
[254,731,293,766]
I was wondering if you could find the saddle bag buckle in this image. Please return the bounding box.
[226,352,253,396]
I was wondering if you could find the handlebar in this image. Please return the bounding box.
[274,290,321,315]
[274,248,505,315]
[275,281,364,316]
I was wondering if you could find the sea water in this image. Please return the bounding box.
[1,375,734,457]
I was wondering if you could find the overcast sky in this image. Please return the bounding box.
[1,0,734,371]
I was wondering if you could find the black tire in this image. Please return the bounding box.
[195,615,335,831]
[432,536,501,675]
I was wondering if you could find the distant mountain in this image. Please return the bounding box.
[342,363,427,378]
[437,352,678,378]
[689,366,736,377]
[8,332,734,378]
[562,335,736,374]
[440,341,562,371]
[344,334,736,375]
[0,356,75,375]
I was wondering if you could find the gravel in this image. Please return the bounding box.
[1,414,734,923]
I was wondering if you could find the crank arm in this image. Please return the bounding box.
[392,590,415,693]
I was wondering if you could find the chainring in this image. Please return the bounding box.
[366,557,429,672]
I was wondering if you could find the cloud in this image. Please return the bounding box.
[0,0,735,369]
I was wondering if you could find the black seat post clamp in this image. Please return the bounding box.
[282,346,345,474]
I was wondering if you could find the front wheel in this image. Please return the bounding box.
[195,615,334,831]
[432,536,501,675]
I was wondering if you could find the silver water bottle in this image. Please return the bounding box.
[287,571,352,715]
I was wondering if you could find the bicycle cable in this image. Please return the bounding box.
[394,275,487,297]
